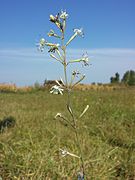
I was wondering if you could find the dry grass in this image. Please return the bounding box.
[0,87,135,179]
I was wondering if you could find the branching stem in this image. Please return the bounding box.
[61,21,86,179]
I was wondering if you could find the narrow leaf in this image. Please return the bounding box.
[79,105,89,118]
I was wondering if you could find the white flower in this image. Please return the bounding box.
[40,38,46,45]
[60,10,69,20]
[72,70,80,77]
[59,148,80,158]
[47,43,60,53]
[50,85,64,95]
[47,29,61,38]
[47,29,55,37]
[81,53,89,66]
[54,113,62,119]
[36,38,46,52]
[66,28,84,46]
[49,14,59,23]
[56,43,60,47]
[73,28,84,37]
[59,149,68,157]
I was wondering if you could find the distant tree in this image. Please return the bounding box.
[110,77,115,83]
[121,70,130,84]
[115,72,120,83]
[128,70,135,85]
[110,72,120,84]
[122,70,135,86]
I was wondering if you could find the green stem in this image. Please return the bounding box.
[74,126,86,178]
[61,20,86,179]
[67,95,86,179]
[62,30,68,88]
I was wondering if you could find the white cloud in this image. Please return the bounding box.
[1,47,135,61]
[67,48,135,83]
[0,47,135,85]
[67,48,135,58]
[0,48,49,61]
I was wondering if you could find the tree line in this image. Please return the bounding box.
[110,70,135,86]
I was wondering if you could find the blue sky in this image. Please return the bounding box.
[0,0,135,86]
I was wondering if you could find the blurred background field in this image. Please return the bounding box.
[0,85,135,179]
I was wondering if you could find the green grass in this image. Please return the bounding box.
[0,88,135,179]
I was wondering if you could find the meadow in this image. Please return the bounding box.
[0,87,135,179]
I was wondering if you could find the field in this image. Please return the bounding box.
[0,87,135,179]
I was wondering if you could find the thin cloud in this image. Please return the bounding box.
[0,47,135,85]
[0,47,135,61]
[0,48,49,61]
[67,48,135,58]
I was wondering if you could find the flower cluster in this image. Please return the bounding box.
[37,10,89,95]
[49,10,68,32]
[50,85,64,95]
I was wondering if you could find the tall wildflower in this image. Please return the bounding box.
[37,10,89,179]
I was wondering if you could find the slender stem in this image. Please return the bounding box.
[74,126,86,178]
[61,30,68,87]
[61,19,86,179]
[67,94,86,178]
[56,49,63,61]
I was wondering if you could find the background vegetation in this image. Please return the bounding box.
[0,86,135,179]
[110,70,135,86]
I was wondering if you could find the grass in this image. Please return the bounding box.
[0,88,135,179]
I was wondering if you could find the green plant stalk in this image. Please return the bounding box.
[61,21,68,88]
[67,95,86,179]
[61,20,86,179]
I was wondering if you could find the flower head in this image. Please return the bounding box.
[36,38,46,52]
[81,53,89,66]
[72,70,80,77]
[60,10,69,20]
[73,28,84,37]
[49,13,63,31]
[48,43,60,53]
[66,28,84,46]
[45,43,60,53]
[50,85,64,95]
[59,149,68,157]
[49,14,58,23]
[54,113,62,119]
[59,148,80,158]
[47,29,61,38]
[47,29,55,37]
[55,43,60,47]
